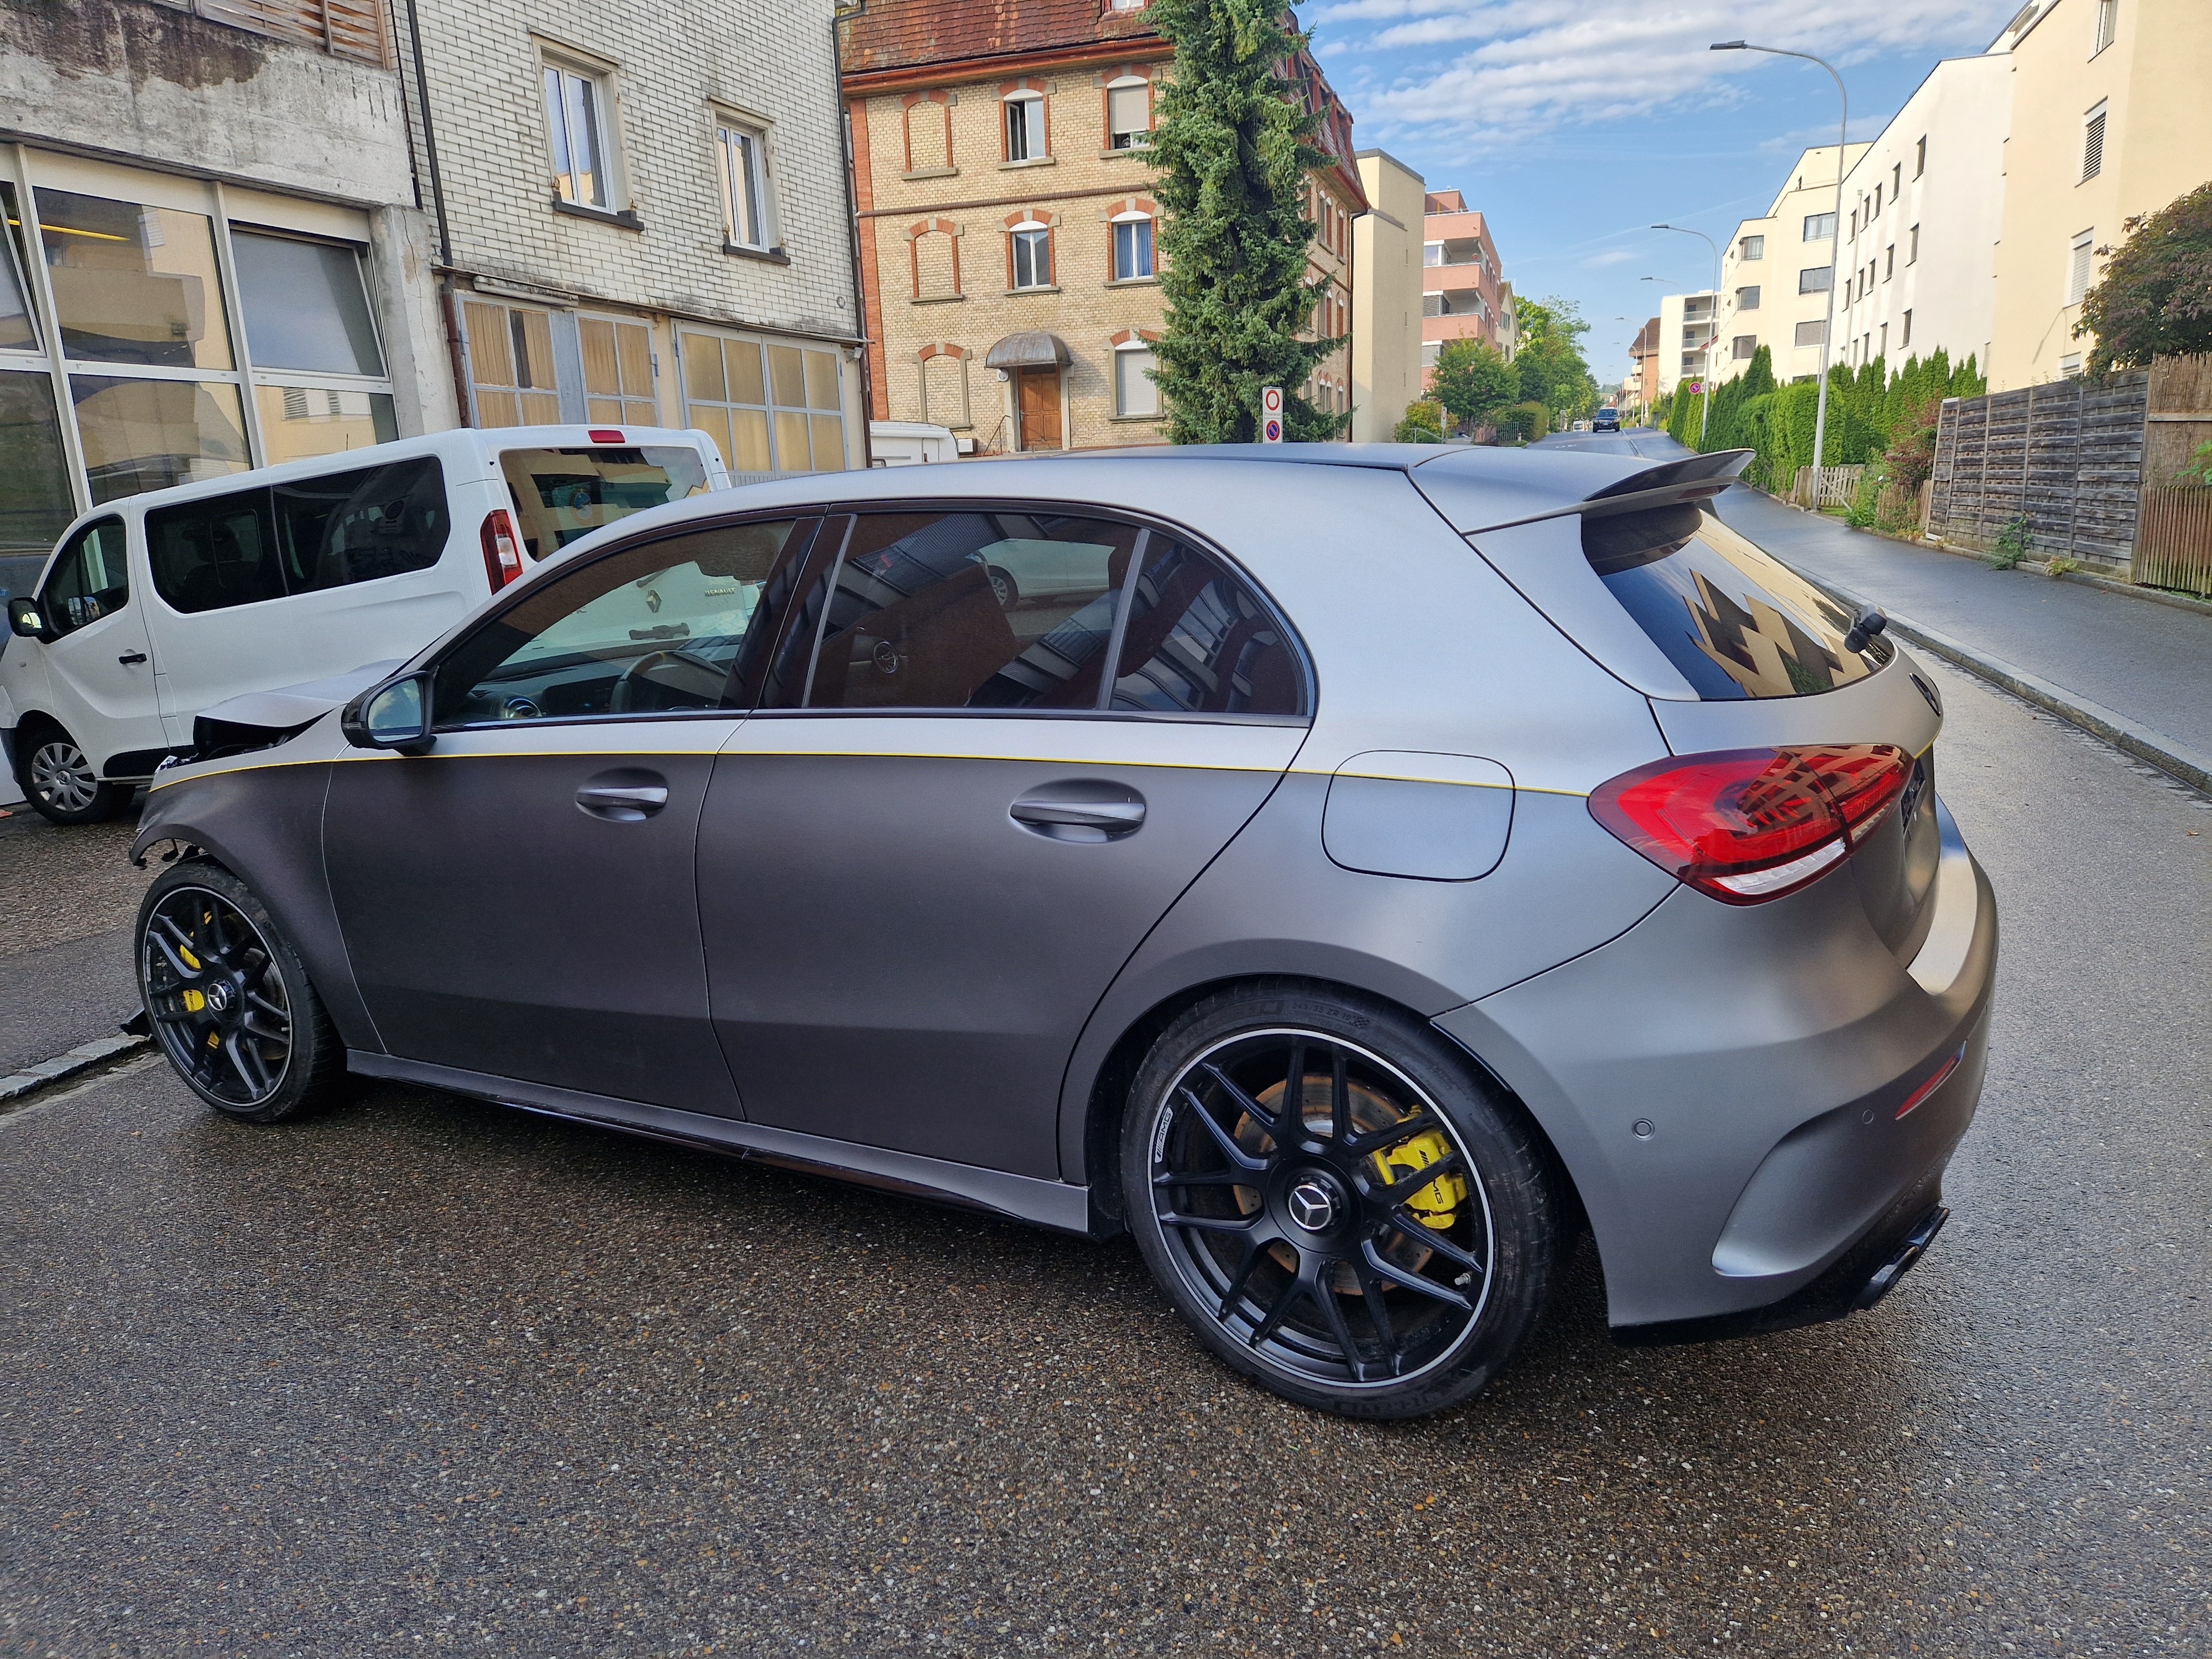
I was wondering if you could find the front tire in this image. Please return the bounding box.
[22,727,129,825]
[1123,983,1561,1418]
[136,862,346,1123]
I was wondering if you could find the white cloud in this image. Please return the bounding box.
[1310,0,2016,147]
[1582,249,1640,267]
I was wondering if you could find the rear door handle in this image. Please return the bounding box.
[117,651,148,665]
[576,781,669,821]
[1009,782,1146,842]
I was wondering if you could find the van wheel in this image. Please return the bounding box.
[22,728,129,825]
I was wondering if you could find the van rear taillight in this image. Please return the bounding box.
[480,509,524,590]
[587,428,624,443]
[1588,744,1911,904]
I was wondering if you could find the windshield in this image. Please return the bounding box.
[499,445,713,561]
[1585,507,1892,698]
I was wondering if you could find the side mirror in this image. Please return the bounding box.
[7,596,46,639]
[341,671,435,753]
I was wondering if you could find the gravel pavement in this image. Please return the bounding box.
[2,659,2207,1657]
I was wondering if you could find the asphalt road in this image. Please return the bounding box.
[0,808,152,1073]
[3,670,2208,1656]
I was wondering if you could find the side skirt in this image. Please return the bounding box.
[346,1051,1097,1236]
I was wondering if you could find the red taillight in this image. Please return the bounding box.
[479,508,524,590]
[1588,744,1911,905]
[1896,1045,1964,1118]
[587,428,624,443]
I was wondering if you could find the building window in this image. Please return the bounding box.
[1010,222,1052,290]
[1885,245,1895,280]
[1111,212,1155,280]
[1803,212,1835,243]
[1872,184,1882,218]
[1794,319,1827,348]
[1736,285,1761,311]
[1914,136,1927,178]
[1004,92,1046,162]
[1679,353,1701,375]
[1799,265,1833,294]
[1114,341,1159,417]
[1422,242,1442,268]
[1739,234,1765,260]
[464,300,561,427]
[2081,103,2107,182]
[543,61,614,210]
[2060,352,2083,377]
[1892,162,1902,199]
[1420,340,1441,368]
[2093,0,2117,54]
[680,331,844,474]
[580,316,656,425]
[1106,77,1150,150]
[1733,335,1757,361]
[1901,310,1912,348]
[1909,225,1920,264]
[2067,229,2095,305]
[1879,322,1888,358]
[717,117,774,250]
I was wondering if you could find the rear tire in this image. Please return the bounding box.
[136,862,346,1123]
[1122,982,1560,1419]
[22,726,129,825]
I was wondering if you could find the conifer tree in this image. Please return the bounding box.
[1147,0,1347,442]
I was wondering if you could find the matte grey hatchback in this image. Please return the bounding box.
[131,445,1994,1418]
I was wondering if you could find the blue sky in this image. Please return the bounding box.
[1306,0,2022,386]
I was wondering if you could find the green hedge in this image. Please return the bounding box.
[1673,348,1986,491]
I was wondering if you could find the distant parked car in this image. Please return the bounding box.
[131,444,1993,1418]
[3,426,728,823]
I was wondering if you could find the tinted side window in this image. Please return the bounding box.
[272,456,448,591]
[806,510,1139,711]
[38,519,129,637]
[432,519,806,726]
[147,490,283,614]
[1109,539,1306,716]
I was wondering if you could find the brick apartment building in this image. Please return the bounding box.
[841,0,1364,453]
[1419,189,1513,377]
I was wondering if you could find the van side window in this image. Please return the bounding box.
[272,456,447,591]
[38,519,129,637]
[1109,539,1307,717]
[147,492,283,614]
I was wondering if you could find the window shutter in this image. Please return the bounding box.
[2080,110,2106,181]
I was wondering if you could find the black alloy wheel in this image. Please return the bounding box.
[23,728,129,825]
[1125,985,1559,1417]
[136,863,342,1122]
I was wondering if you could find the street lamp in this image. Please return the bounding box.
[1713,39,1847,480]
[1651,223,1720,446]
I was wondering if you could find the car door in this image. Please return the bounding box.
[697,509,1311,1180]
[32,517,167,770]
[322,514,820,1113]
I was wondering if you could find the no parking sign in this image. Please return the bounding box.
[1260,385,1282,444]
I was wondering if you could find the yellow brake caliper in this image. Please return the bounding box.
[1372,1131,1467,1231]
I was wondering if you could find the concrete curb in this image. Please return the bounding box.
[1785,567,2212,796]
[0,1033,151,1105]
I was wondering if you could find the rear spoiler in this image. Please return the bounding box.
[1499,449,1754,531]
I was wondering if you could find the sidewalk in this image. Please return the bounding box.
[1708,487,2212,787]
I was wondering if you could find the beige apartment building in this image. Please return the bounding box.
[1657,291,1717,400]
[842,0,1363,453]
[1713,144,1868,387]
[1989,0,2212,389]
[1351,149,1425,441]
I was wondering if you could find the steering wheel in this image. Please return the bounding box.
[610,648,729,713]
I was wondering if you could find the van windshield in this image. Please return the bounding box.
[498,446,712,561]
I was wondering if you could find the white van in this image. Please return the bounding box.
[2,425,729,823]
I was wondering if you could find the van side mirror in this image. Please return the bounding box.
[341,671,435,753]
[7,597,46,639]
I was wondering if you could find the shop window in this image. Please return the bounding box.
[229,231,383,376]
[465,300,561,427]
[254,385,397,467]
[36,189,233,371]
[581,316,658,425]
[681,331,844,474]
[0,189,39,353]
[71,375,248,505]
[0,371,75,555]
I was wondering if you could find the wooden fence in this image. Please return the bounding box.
[2136,489,2212,597]
[1928,371,2148,567]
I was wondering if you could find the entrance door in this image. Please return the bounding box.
[322,516,815,1113]
[1016,367,1062,451]
[698,511,1311,1179]
[32,517,168,772]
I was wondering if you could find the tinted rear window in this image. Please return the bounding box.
[499,446,712,561]
[1584,506,1891,698]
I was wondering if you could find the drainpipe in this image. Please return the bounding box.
[833,0,875,468]
[399,0,471,426]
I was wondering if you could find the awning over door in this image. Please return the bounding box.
[984,331,1072,371]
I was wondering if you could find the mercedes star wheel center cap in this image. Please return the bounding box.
[205,982,232,1013]
[1287,1177,1338,1233]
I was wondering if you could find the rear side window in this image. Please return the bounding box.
[1109,538,1306,716]
[272,456,447,591]
[499,446,713,562]
[148,491,284,614]
[1584,507,1891,699]
[38,519,129,636]
[804,511,1140,711]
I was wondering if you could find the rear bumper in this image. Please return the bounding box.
[1433,795,1996,1330]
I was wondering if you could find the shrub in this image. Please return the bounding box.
[1986,514,2032,570]
[2077,181,2212,373]
[1494,401,1548,444]
[1392,401,1446,443]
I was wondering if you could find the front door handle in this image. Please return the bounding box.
[1009,781,1146,843]
[576,779,669,822]
[117,651,148,665]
